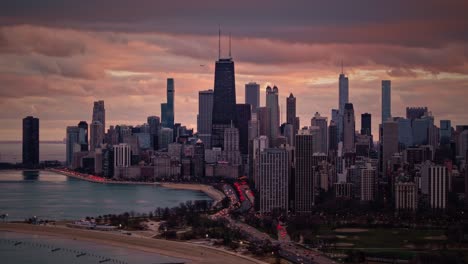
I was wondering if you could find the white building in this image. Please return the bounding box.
[421,162,448,209]
[360,163,376,201]
[395,182,417,212]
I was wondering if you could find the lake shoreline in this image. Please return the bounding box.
[48,168,225,204]
[0,223,265,264]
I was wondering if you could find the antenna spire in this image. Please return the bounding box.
[229,32,231,58]
[341,60,343,74]
[218,26,221,60]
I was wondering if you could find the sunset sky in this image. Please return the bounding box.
[1,0,468,140]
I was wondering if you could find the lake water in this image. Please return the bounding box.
[0,170,211,221]
[0,231,185,264]
[0,142,66,163]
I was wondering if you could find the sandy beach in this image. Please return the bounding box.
[0,223,265,264]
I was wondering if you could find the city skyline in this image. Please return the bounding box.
[1,1,468,140]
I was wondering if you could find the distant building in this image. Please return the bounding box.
[328,120,338,152]
[395,182,417,212]
[295,129,316,212]
[382,120,399,176]
[92,100,105,135]
[286,93,298,135]
[439,120,451,145]
[78,121,89,151]
[22,116,39,167]
[311,112,328,154]
[406,107,428,121]
[257,148,289,213]
[343,103,355,152]
[90,121,104,151]
[360,163,376,201]
[159,128,174,150]
[66,126,80,167]
[421,162,448,209]
[396,117,413,148]
[361,113,372,136]
[147,116,160,150]
[211,57,236,149]
[193,139,205,177]
[197,89,214,149]
[161,78,175,129]
[338,72,349,141]
[257,107,271,141]
[266,86,279,146]
[381,80,391,123]
[235,104,251,155]
[245,82,260,113]
[113,143,131,179]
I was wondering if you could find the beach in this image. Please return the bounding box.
[0,223,265,264]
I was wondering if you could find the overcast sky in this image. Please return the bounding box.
[1,0,468,140]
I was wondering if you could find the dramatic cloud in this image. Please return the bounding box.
[0,1,467,140]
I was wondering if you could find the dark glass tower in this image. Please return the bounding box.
[211,58,236,149]
[235,104,251,155]
[22,116,39,168]
[161,78,175,128]
[361,113,372,136]
[78,121,89,151]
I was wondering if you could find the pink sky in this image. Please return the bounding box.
[0,1,467,140]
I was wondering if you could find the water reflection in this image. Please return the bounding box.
[22,170,39,181]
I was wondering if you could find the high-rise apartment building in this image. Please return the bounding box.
[235,104,251,155]
[22,116,39,168]
[257,148,289,213]
[395,182,417,212]
[295,129,316,212]
[245,82,260,113]
[382,120,399,176]
[421,162,448,209]
[440,120,452,145]
[360,163,376,201]
[286,93,298,134]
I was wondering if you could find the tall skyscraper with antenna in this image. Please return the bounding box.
[338,62,349,142]
[211,29,237,149]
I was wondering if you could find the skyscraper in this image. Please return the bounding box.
[92,100,105,135]
[286,93,297,134]
[193,139,205,178]
[360,163,377,201]
[295,129,316,212]
[339,73,349,115]
[421,162,448,209]
[338,71,349,141]
[147,116,160,150]
[328,120,338,152]
[343,103,355,152]
[257,106,271,142]
[235,104,251,155]
[406,107,428,121]
[161,78,175,129]
[381,80,392,123]
[440,120,452,145]
[211,57,236,149]
[257,148,289,213]
[245,82,260,113]
[382,120,399,176]
[266,86,279,145]
[66,126,80,167]
[22,116,39,168]
[90,121,104,151]
[311,112,328,154]
[198,89,214,149]
[77,121,89,151]
[361,113,371,136]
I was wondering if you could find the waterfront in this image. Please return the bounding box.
[0,170,211,221]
